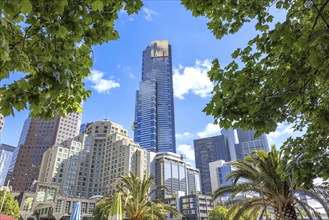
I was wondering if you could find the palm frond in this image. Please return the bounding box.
[295,197,323,219]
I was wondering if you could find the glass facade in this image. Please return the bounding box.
[233,128,269,160]
[155,152,201,199]
[134,40,176,153]
[193,135,230,195]
[217,165,232,186]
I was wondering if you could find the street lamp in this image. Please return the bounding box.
[304,0,329,29]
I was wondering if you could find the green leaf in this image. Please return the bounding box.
[231,48,241,59]
[58,26,68,38]
[21,0,32,14]
[276,1,283,9]
[92,1,104,11]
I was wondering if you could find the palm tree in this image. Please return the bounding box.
[94,172,181,220]
[213,146,329,220]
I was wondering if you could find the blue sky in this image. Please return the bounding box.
[1,1,302,165]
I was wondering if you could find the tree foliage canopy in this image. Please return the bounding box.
[0,0,142,119]
[209,205,228,220]
[181,0,329,186]
[0,190,21,219]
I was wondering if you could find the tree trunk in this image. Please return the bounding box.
[274,204,297,220]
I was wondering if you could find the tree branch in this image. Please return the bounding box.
[312,0,329,30]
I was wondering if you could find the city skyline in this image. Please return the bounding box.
[0,1,302,166]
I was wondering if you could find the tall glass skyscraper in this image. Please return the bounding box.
[134,40,176,153]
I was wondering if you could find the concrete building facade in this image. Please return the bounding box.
[180,194,214,220]
[39,120,150,198]
[9,113,82,191]
[14,182,98,220]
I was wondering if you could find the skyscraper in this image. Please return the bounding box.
[223,128,270,160]
[134,40,176,153]
[193,135,230,195]
[9,113,81,191]
[0,144,15,186]
[194,128,269,195]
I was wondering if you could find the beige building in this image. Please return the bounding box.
[14,182,98,220]
[39,119,150,198]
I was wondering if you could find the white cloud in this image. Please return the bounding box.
[142,7,158,22]
[128,72,135,79]
[267,125,302,146]
[268,130,282,138]
[283,126,294,134]
[197,123,221,138]
[268,125,294,139]
[86,70,120,93]
[176,132,193,141]
[117,65,135,79]
[177,144,195,161]
[173,59,213,99]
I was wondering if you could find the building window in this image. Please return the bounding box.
[36,187,46,202]
[65,201,71,213]
[81,202,87,213]
[55,200,64,213]
[88,203,95,214]
[47,188,56,201]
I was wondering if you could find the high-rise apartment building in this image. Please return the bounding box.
[39,120,150,198]
[134,40,176,153]
[0,144,15,186]
[154,152,201,200]
[9,113,82,191]
[193,135,230,195]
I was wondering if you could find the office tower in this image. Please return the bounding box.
[154,152,201,200]
[9,113,82,191]
[223,128,270,160]
[39,120,150,198]
[0,144,15,186]
[134,40,176,153]
[193,135,230,195]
